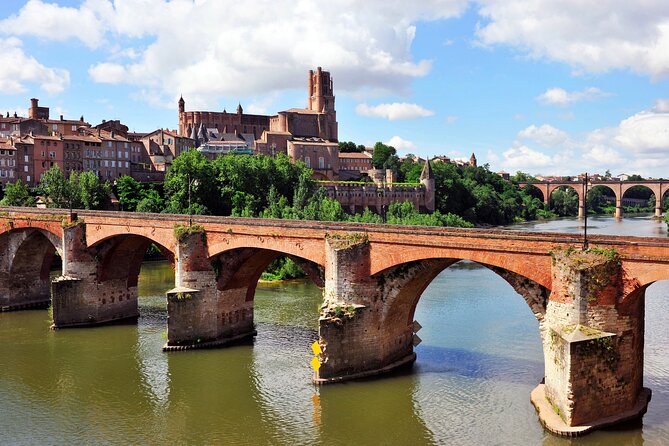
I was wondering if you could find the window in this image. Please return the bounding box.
[104,160,108,167]
[118,151,122,158]
[24,166,28,172]
[107,141,112,147]
[27,175,30,182]
[111,160,116,167]
[49,151,56,158]
[304,156,311,168]
[125,161,128,168]
[318,157,325,169]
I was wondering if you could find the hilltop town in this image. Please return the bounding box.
[0,67,482,214]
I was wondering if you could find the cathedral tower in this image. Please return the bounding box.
[307,67,338,141]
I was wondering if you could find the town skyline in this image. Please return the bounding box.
[0,1,667,177]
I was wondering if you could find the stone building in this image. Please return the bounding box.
[178,98,269,139]
[0,138,18,185]
[255,67,340,179]
[321,158,435,214]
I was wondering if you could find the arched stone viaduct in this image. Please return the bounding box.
[2,206,669,436]
[518,180,669,218]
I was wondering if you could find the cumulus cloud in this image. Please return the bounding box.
[615,110,669,153]
[517,124,570,147]
[0,0,469,105]
[0,37,70,94]
[498,104,669,176]
[386,136,417,152]
[476,0,669,79]
[356,102,435,120]
[537,87,610,106]
[88,63,127,84]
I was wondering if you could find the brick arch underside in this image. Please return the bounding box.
[97,234,175,288]
[212,247,325,303]
[548,184,580,199]
[0,229,60,308]
[521,184,546,201]
[375,258,549,332]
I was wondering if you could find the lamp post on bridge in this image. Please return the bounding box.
[583,173,590,250]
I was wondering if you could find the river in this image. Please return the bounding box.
[0,215,667,445]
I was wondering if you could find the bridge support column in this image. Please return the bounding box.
[164,228,254,351]
[578,199,584,218]
[52,221,139,327]
[655,197,662,218]
[615,198,623,219]
[531,248,650,436]
[315,234,416,384]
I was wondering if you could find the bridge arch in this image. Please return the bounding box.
[373,259,548,336]
[211,247,324,302]
[370,245,552,288]
[94,234,175,289]
[0,228,62,310]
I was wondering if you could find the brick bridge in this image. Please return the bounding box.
[518,180,669,218]
[2,207,668,436]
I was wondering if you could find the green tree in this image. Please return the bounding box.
[163,149,217,215]
[78,171,111,210]
[114,175,163,212]
[550,187,579,216]
[39,165,69,208]
[0,180,35,207]
[338,141,365,153]
[371,142,399,171]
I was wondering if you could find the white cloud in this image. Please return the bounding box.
[356,102,435,120]
[88,63,127,84]
[537,87,609,106]
[445,115,458,124]
[498,104,669,176]
[476,0,669,79]
[615,110,669,153]
[501,144,554,170]
[0,0,106,48]
[386,135,417,152]
[517,124,570,147]
[0,0,469,106]
[0,37,70,94]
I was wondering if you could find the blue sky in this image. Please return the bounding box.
[0,0,668,177]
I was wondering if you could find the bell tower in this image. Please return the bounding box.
[307,67,338,141]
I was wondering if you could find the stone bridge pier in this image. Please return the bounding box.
[532,249,650,436]
[51,221,141,327]
[164,229,257,350]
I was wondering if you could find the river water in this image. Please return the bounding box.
[1,215,668,445]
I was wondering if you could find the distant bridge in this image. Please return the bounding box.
[1,207,667,435]
[517,180,669,218]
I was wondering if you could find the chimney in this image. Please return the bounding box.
[60,115,64,121]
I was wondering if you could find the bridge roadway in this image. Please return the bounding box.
[1,206,668,436]
[518,180,669,218]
